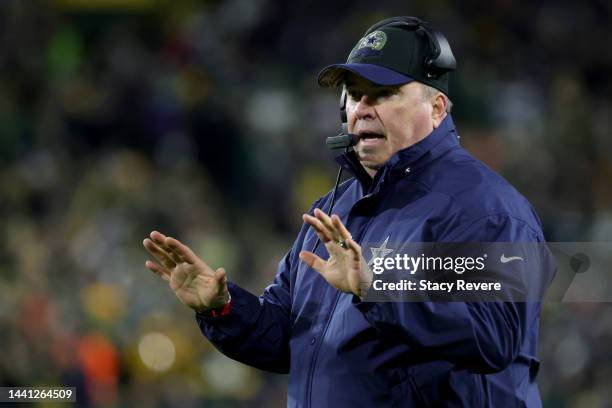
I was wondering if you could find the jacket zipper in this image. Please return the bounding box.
[305,290,342,408]
[303,184,382,406]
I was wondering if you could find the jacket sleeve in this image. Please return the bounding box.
[196,256,292,373]
[353,213,550,374]
[195,198,324,374]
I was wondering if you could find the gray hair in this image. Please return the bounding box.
[421,84,453,114]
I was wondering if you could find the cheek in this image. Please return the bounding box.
[346,103,358,130]
[383,107,413,140]
[388,106,430,138]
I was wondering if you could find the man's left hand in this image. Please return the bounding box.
[300,208,372,298]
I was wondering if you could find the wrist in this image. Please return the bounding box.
[357,265,373,300]
[195,291,232,315]
[357,282,371,301]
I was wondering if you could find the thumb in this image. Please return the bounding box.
[300,251,326,274]
[215,267,227,285]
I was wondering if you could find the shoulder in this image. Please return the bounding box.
[419,146,544,240]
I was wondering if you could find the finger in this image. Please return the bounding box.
[145,260,171,282]
[303,213,333,242]
[332,214,352,241]
[143,238,177,269]
[165,236,202,267]
[150,230,167,242]
[150,231,182,265]
[299,250,327,275]
[314,209,339,241]
[214,267,226,281]
[215,267,228,288]
[346,237,362,263]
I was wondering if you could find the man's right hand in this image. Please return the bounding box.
[143,231,229,313]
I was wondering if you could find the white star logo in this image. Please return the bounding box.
[367,236,394,265]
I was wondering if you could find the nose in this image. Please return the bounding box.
[353,94,376,120]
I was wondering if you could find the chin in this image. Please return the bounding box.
[356,152,386,168]
[357,159,383,173]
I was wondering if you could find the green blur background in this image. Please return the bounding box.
[1,0,611,407]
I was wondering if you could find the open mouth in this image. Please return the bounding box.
[358,132,385,140]
[357,132,385,145]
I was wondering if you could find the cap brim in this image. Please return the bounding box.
[317,63,414,87]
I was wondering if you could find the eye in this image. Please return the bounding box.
[377,88,397,98]
[348,89,363,101]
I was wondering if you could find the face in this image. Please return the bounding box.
[345,73,442,177]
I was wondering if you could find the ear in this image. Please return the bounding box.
[431,93,448,128]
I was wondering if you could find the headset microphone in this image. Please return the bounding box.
[325,133,358,149]
[325,85,358,150]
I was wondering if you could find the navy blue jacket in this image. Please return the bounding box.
[197,116,553,407]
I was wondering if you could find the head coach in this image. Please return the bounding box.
[143,16,553,407]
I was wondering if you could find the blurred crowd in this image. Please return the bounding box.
[0,0,611,406]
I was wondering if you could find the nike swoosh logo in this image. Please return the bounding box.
[500,254,524,263]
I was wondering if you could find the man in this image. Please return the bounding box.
[143,17,552,407]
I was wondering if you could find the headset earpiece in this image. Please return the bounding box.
[340,85,348,134]
[424,30,456,77]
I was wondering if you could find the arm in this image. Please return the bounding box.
[302,211,548,373]
[355,214,543,373]
[195,248,295,374]
[143,230,295,373]
[144,199,324,373]
[353,291,525,373]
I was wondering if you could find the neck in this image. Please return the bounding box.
[363,166,378,178]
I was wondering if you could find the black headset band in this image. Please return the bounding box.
[364,16,427,35]
[364,16,456,78]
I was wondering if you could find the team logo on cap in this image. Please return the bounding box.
[357,30,387,51]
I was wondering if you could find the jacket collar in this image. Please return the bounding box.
[335,114,460,190]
